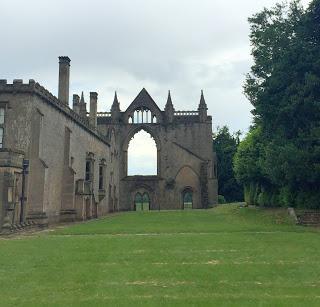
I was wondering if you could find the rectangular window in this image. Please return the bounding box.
[85,161,91,181]
[0,127,3,148]
[0,108,5,125]
[7,187,13,203]
[0,107,5,149]
[99,166,104,190]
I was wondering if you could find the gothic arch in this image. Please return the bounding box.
[174,165,199,180]
[122,125,161,152]
[122,125,161,177]
[130,182,154,193]
[175,165,201,208]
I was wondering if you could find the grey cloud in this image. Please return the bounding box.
[0,0,312,133]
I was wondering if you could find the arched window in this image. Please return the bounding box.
[134,193,143,211]
[128,130,157,175]
[183,189,193,209]
[131,107,156,124]
[142,192,150,211]
[152,115,157,123]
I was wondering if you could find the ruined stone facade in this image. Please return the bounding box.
[0,57,218,232]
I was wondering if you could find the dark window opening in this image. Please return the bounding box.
[99,166,104,190]
[0,107,5,149]
[85,161,91,181]
[0,127,3,149]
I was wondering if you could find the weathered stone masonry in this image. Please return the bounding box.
[0,57,218,232]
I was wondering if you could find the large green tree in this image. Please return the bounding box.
[213,126,243,202]
[235,0,320,208]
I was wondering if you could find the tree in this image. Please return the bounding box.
[235,0,320,208]
[213,126,243,202]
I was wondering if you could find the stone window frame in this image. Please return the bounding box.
[85,152,95,182]
[128,107,158,124]
[98,158,107,191]
[0,101,9,149]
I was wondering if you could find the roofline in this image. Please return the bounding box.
[0,80,110,147]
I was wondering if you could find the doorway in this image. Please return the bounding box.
[134,192,150,211]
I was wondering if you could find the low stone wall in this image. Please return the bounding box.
[0,220,44,236]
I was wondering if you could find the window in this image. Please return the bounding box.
[85,161,91,181]
[131,107,156,124]
[0,108,5,124]
[152,115,157,123]
[0,128,3,149]
[99,166,104,190]
[128,130,157,175]
[0,107,5,148]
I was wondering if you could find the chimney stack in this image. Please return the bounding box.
[72,94,80,114]
[58,56,71,106]
[89,92,98,128]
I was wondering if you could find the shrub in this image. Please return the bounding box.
[218,195,227,204]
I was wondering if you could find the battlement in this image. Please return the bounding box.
[0,79,110,146]
[174,111,199,116]
[0,79,37,90]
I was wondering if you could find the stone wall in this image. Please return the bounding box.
[98,88,218,211]
[0,65,218,231]
[0,80,118,229]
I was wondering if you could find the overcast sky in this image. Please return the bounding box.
[1,0,311,174]
[1,0,311,135]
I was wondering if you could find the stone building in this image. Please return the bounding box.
[0,57,218,232]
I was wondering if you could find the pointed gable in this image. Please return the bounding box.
[125,88,162,115]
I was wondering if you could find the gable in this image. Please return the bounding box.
[125,88,162,115]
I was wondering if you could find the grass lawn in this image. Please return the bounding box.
[0,204,320,306]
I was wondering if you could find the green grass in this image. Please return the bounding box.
[1,204,320,306]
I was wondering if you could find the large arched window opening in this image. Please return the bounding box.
[128,130,157,175]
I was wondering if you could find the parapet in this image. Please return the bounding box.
[0,79,38,93]
[0,79,110,146]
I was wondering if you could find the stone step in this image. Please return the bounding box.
[297,211,320,226]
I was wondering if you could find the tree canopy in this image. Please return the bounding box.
[234,0,320,208]
[213,126,243,202]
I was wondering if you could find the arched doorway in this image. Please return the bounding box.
[142,192,150,211]
[134,192,142,211]
[134,192,150,211]
[182,189,193,210]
